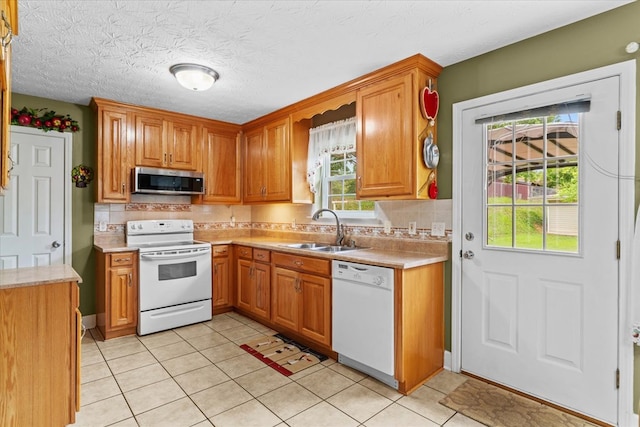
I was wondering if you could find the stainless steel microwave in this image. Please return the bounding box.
[132,167,205,195]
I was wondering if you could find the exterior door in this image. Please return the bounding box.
[460,77,619,424]
[0,127,70,268]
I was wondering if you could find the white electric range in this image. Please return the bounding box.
[126,219,212,335]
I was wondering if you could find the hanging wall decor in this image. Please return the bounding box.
[419,79,439,125]
[71,164,94,188]
[11,107,80,132]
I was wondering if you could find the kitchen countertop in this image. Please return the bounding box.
[94,237,448,269]
[0,264,83,289]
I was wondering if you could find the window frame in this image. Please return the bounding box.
[320,149,375,219]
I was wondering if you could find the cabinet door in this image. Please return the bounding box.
[253,262,271,320]
[243,127,266,202]
[356,73,414,198]
[236,258,253,312]
[135,114,166,168]
[99,110,129,202]
[264,118,290,201]
[167,119,198,171]
[203,127,241,203]
[212,256,230,309]
[271,267,299,331]
[299,273,331,346]
[108,266,136,329]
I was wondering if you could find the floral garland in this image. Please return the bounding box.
[11,107,80,132]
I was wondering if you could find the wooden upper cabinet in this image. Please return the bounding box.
[134,113,199,171]
[264,118,291,201]
[357,73,414,198]
[167,119,198,170]
[242,117,291,203]
[201,124,242,204]
[92,99,131,203]
[135,114,166,168]
[243,126,266,202]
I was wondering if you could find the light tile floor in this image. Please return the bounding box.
[70,312,484,427]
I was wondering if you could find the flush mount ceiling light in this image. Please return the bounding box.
[170,63,219,91]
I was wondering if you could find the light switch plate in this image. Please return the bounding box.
[431,222,445,237]
[98,221,107,232]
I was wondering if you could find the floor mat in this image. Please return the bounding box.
[240,334,328,376]
[439,378,598,427]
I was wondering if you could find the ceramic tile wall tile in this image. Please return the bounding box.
[93,199,453,242]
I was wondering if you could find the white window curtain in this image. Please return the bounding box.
[306,117,356,195]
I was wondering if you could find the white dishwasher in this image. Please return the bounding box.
[332,260,397,388]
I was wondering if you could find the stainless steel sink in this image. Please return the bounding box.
[281,242,368,252]
[309,245,367,252]
[282,242,327,249]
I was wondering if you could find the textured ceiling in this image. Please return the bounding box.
[12,1,632,124]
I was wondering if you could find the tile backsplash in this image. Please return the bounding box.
[94,198,452,245]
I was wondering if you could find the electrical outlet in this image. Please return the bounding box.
[291,218,296,229]
[98,221,107,232]
[408,221,417,235]
[383,220,392,234]
[230,216,236,227]
[431,222,445,237]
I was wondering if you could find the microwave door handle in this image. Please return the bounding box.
[140,249,211,261]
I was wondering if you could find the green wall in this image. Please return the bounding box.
[11,93,96,316]
[436,1,640,414]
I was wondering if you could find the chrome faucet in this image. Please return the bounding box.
[311,209,344,246]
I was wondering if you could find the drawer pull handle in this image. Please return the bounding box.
[256,253,264,259]
[128,273,132,287]
[294,260,303,267]
[115,258,130,263]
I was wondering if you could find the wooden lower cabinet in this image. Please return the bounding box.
[271,252,331,347]
[395,262,444,394]
[212,245,232,313]
[96,250,138,339]
[235,246,270,322]
[0,280,80,426]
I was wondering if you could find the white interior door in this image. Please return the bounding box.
[0,127,71,268]
[460,77,619,424]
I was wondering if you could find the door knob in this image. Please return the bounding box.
[52,241,61,248]
[465,232,474,241]
[463,250,474,259]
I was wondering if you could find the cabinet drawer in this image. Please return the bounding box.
[253,249,270,263]
[212,245,229,257]
[236,246,253,259]
[110,252,135,267]
[272,252,330,276]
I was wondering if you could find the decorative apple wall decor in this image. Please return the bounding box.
[419,79,439,126]
[419,79,440,199]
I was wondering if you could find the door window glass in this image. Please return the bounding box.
[485,115,579,253]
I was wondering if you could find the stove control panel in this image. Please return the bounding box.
[127,219,194,236]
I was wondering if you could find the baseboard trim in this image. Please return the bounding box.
[444,350,452,371]
[82,314,96,329]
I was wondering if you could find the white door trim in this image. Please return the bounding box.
[452,60,636,426]
[9,125,73,265]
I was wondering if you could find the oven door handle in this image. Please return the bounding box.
[140,248,211,260]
